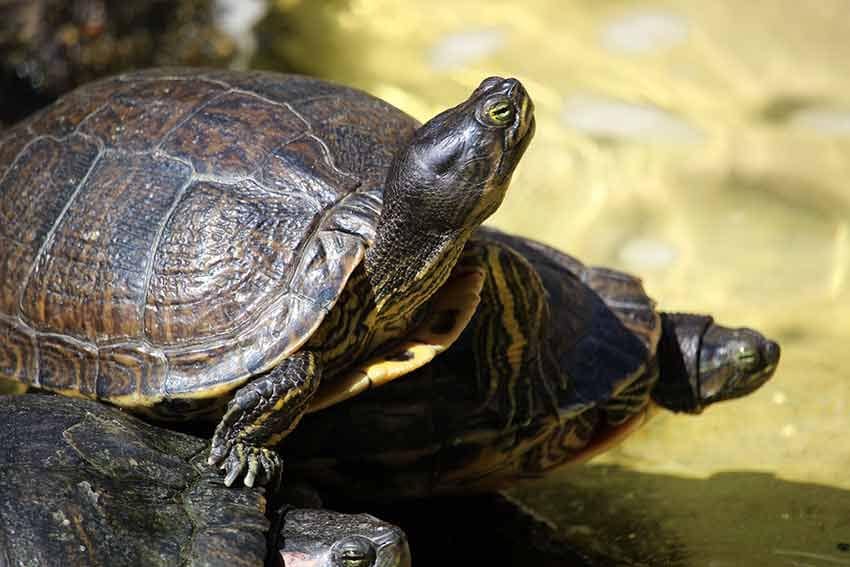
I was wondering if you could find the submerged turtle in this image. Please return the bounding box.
[0,69,534,486]
[0,394,410,567]
[284,227,781,498]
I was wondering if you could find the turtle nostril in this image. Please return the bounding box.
[762,340,781,365]
[504,78,524,99]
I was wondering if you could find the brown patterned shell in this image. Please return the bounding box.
[0,68,418,403]
[474,227,662,400]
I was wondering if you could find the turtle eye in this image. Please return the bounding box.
[734,344,760,371]
[331,536,377,567]
[485,99,515,125]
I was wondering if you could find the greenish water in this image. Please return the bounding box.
[255,1,850,564]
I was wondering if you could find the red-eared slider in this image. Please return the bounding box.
[0,69,534,487]
[0,394,410,567]
[284,227,781,498]
[280,508,410,567]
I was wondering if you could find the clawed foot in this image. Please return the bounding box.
[207,350,320,488]
[208,442,282,488]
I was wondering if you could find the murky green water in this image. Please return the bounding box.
[256,1,850,564]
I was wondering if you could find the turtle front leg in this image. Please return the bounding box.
[209,350,321,487]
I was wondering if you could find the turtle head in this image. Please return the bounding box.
[278,508,411,567]
[652,313,780,413]
[367,77,534,308]
[383,76,535,234]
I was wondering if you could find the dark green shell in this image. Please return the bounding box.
[0,68,417,404]
[0,394,268,565]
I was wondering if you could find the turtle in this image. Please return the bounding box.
[0,68,535,487]
[0,393,411,567]
[282,227,781,499]
[279,508,411,567]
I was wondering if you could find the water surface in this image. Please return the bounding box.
[256,1,850,563]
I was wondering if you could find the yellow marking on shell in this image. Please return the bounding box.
[107,390,164,408]
[105,353,136,366]
[610,357,652,399]
[0,378,26,394]
[566,405,655,466]
[486,245,527,397]
[439,429,542,484]
[165,377,248,401]
[46,386,90,400]
[308,267,486,413]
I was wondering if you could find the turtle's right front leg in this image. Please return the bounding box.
[208,350,321,487]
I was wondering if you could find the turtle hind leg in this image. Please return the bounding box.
[209,350,321,487]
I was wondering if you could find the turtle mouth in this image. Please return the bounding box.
[504,106,535,150]
[703,361,778,406]
[498,115,535,175]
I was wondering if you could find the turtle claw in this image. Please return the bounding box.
[207,444,227,467]
[245,455,260,487]
[213,442,282,488]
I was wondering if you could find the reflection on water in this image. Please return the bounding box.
[267,0,848,563]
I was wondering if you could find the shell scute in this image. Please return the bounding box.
[292,230,366,311]
[0,134,101,316]
[144,178,322,345]
[78,78,228,151]
[98,342,167,403]
[37,334,98,396]
[580,266,659,353]
[20,151,193,342]
[294,97,418,187]
[25,77,119,138]
[163,291,319,395]
[257,135,359,209]
[0,317,36,384]
[0,127,34,181]
[202,71,349,105]
[161,90,306,177]
[478,229,659,401]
